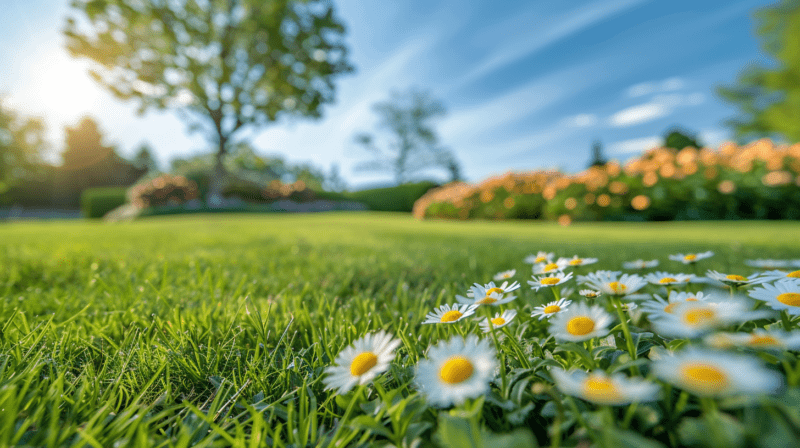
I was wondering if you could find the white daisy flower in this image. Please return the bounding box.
[749,280,800,315]
[561,286,576,298]
[706,270,771,288]
[644,271,695,286]
[579,289,602,299]
[493,269,517,281]
[622,259,659,270]
[551,368,660,406]
[669,251,714,264]
[759,269,800,282]
[548,303,612,342]
[323,331,401,394]
[422,304,478,324]
[528,272,574,291]
[652,348,782,397]
[456,282,518,306]
[479,310,517,333]
[578,271,647,296]
[640,291,709,319]
[532,259,570,275]
[704,330,800,351]
[416,335,497,407]
[525,251,554,264]
[468,281,521,297]
[559,255,599,267]
[531,298,572,320]
[651,301,772,338]
[745,259,793,269]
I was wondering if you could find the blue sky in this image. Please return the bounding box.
[0,0,776,188]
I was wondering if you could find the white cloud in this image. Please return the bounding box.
[626,76,685,98]
[609,136,662,155]
[563,113,598,127]
[699,129,729,148]
[609,92,706,127]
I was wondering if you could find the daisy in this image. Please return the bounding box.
[531,298,572,320]
[669,251,714,264]
[525,251,554,264]
[704,330,800,351]
[644,272,695,286]
[548,303,612,342]
[559,255,599,267]
[759,269,800,282]
[422,304,478,324]
[652,348,782,397]
[456,281,519,306]
[579,289,602,299]
[416,335,497,407]
[551,369,659,406]
[706,270,770,288]
[749,280,800,315]
[622,259,659,270]
[651,301,771,339]
[745,259,793,270]
[479,310,517,333]
[493,269,516,281]
[528,272,574,291]
[323,331,401,394]
[578,271,647,296]
[640,291,709,319]
[532,259,570,275]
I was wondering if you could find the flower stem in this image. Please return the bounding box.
[484,308,508,397]
[330,385,364,445]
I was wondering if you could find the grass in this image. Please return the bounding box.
[1,213,800,447]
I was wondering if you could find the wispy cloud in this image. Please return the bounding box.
[452,0,648,89]
[609,92,705,127]
[609,136,662,155]
[626,77,684,97]
[562,113,598,127]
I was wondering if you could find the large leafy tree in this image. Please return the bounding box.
[353,89,459,185]
[64,0,353,201]
[717,0,800,143]
[0,101,47,194]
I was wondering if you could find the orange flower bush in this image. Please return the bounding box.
[414,139,800,221]
[129,174,199,208]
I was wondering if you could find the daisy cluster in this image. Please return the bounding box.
[322,251,800,426]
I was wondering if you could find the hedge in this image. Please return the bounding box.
[81,187,128,219]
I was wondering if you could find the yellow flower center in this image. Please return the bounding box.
[543,305,561,314]
[566,316,595,336]
[680,363,728,394]
[583,376,621,401]
[569,258,583,266]
[477,296,498,305]
[544,263,559,272]
[486,287,504,295]
[350,352,378,376]
[608,282,627,294]
[584,292,598,298]
[777,293,800,307]
[535,255,547,263]
[490,317,506,326]
[663,302,681,314]
[440,310,463,322]
[683,308,715,326]
[502,273,512,278]
[686,297,698,302]
[788,270,800,279]
[439,356,474,384]
[749,334,780,347]
[659,277,678,284]
[725,274,747,282]
[684,254,697,261]
[541,277,561,285]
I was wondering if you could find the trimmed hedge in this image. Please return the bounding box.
[81,187,128,219]
[346,181,439,212]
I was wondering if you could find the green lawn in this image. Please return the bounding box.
[1,213,799,447]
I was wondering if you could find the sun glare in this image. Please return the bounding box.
[33,52,100,118]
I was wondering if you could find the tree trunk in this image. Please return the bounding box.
[207,136,228,207]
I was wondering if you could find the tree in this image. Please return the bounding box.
[717,0,800,143]
[663,128,703,150]
[353,89,460,185]
[0,101,47,194]
[64,0,353,202]
[133,142,160,173]
[588,139,607,167]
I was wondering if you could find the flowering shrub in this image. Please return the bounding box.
[414,139,800,221]
[128,173,199,208]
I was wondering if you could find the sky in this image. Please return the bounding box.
[0,0,778,188]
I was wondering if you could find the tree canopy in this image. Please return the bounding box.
[0,101,47,194]
[64,0,353,198]
[663,128,703,151]
[717,0,800,143]
[353,89,460,185]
